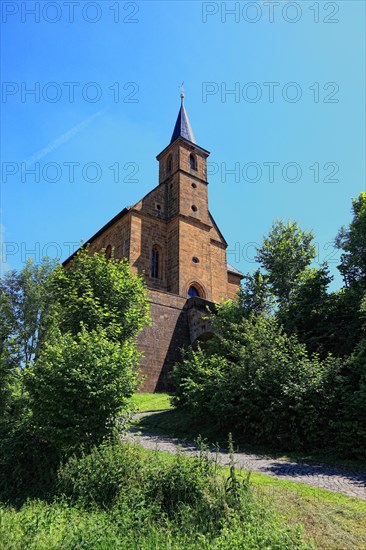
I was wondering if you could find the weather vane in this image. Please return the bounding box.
[179,81,185,100]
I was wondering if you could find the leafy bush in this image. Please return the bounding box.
[0,419,59,504]
[171,196,366,458]
[330,337,366,458]
[173,311,340,451]
[51,247,150,340]
[58,439,221,520]
[57,440,146,509]
[146,444,221,522]
[25,326,138,456]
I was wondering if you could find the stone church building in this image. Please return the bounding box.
[65,95,243,391]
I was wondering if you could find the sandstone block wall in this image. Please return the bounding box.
[227,272,243,300]
[137,290,190,392]
[88,214,131,260]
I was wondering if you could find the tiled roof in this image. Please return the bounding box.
[170,96,196,144]
[227,263,244,277]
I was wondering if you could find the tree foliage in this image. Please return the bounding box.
[278,266,333,355]
[237,269,274,318]
[173,310,338,451]
[331,337,366,457]
[336,192,366,287]
[256,220,316,306]
[51,247,150,341]
[0,258,57,369]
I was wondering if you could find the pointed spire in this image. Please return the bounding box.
[170,92,196,144]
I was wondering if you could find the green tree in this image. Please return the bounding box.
[0,250,150,500]
[25,248,150,454]
[336,192,366,288]
[0,258,56,453]
[0,258,56,369]
[238,269,274,318]
[0,289,15,420]
[278,266,333,355]
[256,220,316,306]
[330,295,366,458]
[332,338,366,458]
[52,247,150,341]
[321,192,366,356]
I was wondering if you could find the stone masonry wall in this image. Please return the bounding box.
[137,290,190,392]
[227,272,242,300]
[88,214,131,260]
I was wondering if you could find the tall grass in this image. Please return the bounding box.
[0,438,310,549]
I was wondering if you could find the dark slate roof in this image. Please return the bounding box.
[170,96,196,144]
[227,263,244,278]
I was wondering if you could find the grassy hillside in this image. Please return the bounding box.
[132,402,366,549]
[0,440,311,549]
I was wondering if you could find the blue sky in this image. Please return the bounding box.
[1,0,365,289]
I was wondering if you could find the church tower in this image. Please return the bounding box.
[134,92,234,303]
[64,94,243,390]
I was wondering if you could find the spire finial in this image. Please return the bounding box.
[179,81,185,104]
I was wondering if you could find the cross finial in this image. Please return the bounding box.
[179,81,185,103]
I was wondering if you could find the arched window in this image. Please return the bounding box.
[167,155,172,173]
[189,153,197,170]
[122,239,127,257]
[151,245,160,279]
[105,245,112,260]
[188,285,200,298]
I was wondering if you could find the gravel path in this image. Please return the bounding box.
[129,414,366,501]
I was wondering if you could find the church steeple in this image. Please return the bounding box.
[170,92,196,144]
[157,91,210,188]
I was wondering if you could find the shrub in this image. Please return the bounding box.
[330,337,366,459]
[58,438,223,520]
[0,250,151,503]
[57,440,146,509]
[25,326,138,456]
[146,446,219,521]
[0,419,59,504]
[173,312,340,451]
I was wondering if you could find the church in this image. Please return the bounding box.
[64,94,243,391]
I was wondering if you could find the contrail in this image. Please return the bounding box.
[22,107,108,169]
